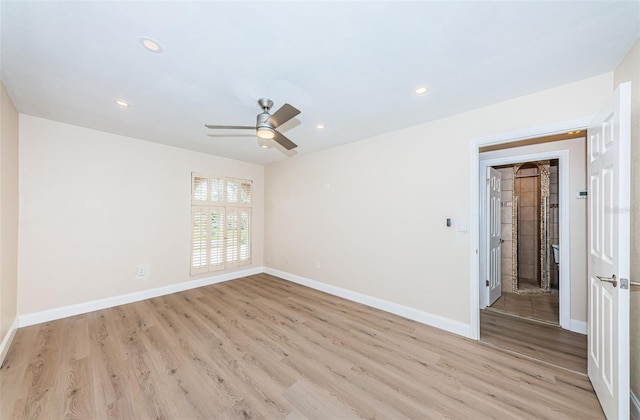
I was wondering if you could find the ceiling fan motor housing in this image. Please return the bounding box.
[257,111,273,129]
[256,111,275,139]
[257,98,275,131]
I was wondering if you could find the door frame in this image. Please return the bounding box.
[468,116,592,340]
[479,151,570,329]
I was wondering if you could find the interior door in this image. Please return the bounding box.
[587,82,630,420]
[487,167,502,306]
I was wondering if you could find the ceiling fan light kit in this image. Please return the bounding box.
[205,98,300,150]
[256,127,275,139]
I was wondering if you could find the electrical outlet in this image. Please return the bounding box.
[315,261,321,270]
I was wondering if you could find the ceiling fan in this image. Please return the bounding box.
[205,98,301,150]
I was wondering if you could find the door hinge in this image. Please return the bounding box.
[486,280,490,287]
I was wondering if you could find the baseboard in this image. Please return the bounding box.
[264,267,472,338]
[631,390,640,420]
[18,267,264,327]
[14,265,578,341]
[0,317,19,366]
[569,319,587,335]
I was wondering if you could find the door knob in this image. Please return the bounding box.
[596,274,617,287]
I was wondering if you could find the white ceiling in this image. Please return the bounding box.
[2,1,639,165]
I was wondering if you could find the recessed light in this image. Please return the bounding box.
[316,124,325,129]
[115,100,129,107]
[140,37,163,53]
[415,86,428,95]
[568,130,581,135]
[260,145,268,149]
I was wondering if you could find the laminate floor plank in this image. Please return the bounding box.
[156,292,295,419]
[141,296,252,413]
[282,379,363,420]
[1,274,604,419]
[480,309,587,374]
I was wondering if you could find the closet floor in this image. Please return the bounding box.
[489,291,559,324]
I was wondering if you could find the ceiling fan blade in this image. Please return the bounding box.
[268,103,300,128]
[205,124,255,130]
[273,130,297,150]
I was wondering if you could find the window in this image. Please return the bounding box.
[191,173,252,275]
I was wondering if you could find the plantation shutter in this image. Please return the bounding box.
[191,206,210,275]
[240,181,252,204]
[191,173,252,275]
[227,179,238,204]
[210,207,225,271]
[239,208,251,265]
[192,173,209,204]
[226,208,239,267]
[211,177,225,203]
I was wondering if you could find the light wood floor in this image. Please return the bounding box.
[1,274,604,419]
[489,291,559,324]
[480,310,587,374]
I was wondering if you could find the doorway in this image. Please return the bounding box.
[476,131,587,374]
[469,121,593,341]
[478,142,578,332]
[487,159,560,325]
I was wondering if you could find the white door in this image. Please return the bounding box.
[487,167,502,306]
[587,82,630,420]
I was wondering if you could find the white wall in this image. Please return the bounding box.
[265,73,612,327]
[0,82,19,352]
[613,37,640,403]
[480,138,587,323]
[18,116,264,316]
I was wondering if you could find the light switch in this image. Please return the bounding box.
[137,264,146,277]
